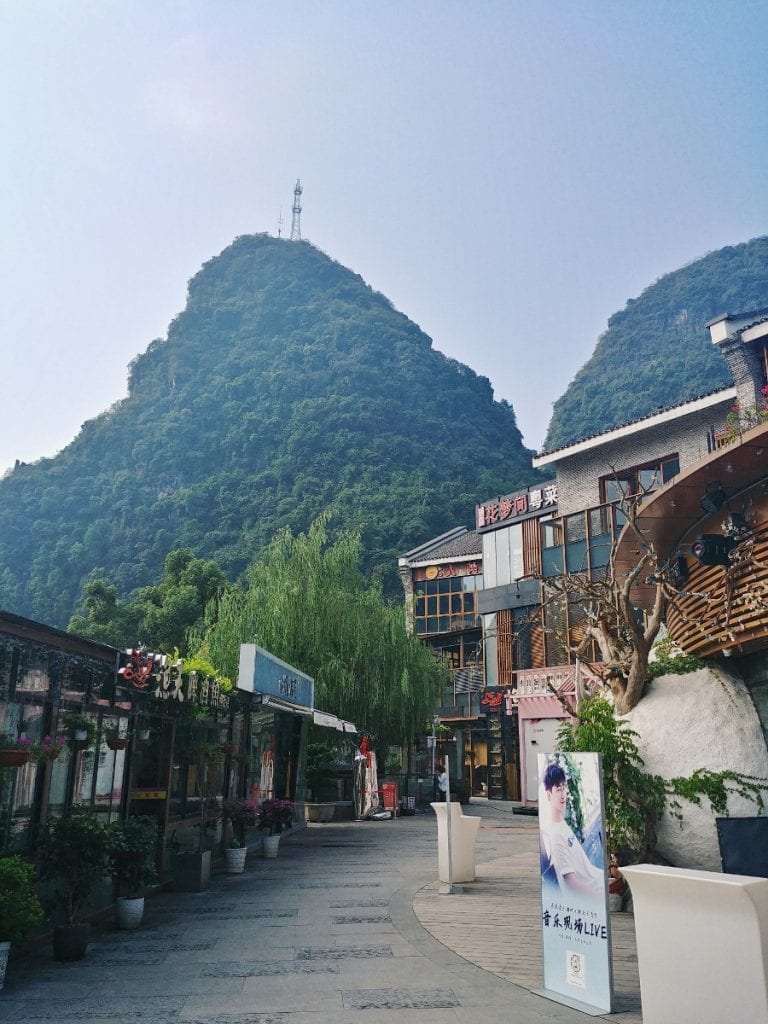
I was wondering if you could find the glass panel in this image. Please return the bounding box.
[415,620,426,635]
[566,513,587,543]
[638,467,661,492]
[427,596,437,615]
[438,616,449,632]
[425,580,438,595]
[565,539,588,573]
[542,546,563,577]
[427,617,438,634]
[662,457,680,482]
[451,594,463,613]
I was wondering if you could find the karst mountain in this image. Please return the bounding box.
[545,235,768,451]
[0,234,537,626]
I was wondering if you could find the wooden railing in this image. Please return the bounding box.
[667,519,768,657]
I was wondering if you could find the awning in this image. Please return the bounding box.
[313,709,358,733]
[256,694,313,717]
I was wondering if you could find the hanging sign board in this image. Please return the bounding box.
[536,751,613,1015]
[237,644,314,710]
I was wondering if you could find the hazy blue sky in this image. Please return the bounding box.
[2,1,766,473]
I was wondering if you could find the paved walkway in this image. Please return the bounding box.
[0,801,642,1024]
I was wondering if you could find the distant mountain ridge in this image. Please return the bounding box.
[0,234,539,625]
[544,236,768,451]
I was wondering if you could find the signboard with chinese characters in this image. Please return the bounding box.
[237,644,314,710]
[413,561,481,582]
[536,751,612,1014]
[475,482,558,532]
[117,649,231,711]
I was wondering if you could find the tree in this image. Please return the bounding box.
[68,549,229,654]
[196,514,448,748]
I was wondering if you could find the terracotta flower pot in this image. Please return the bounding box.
[0,749,31,768]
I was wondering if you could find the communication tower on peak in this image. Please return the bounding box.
[289,179,303,240]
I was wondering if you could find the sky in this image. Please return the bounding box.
[1,1,767,474]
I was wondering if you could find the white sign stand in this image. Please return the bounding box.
[439,760,461,895]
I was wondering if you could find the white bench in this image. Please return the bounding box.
[623,864,768,1024]
[431,802,481,883]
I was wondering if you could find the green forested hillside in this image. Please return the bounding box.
[544,236,768,451]
[0,234,538,626]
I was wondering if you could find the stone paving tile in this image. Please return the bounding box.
[331,913,392,924]
[0,995,186,1021]
[180,1016,293,1024]
[202,960,339,978]
[341,987,460,1009]
[329,898,390,908]
[296,944,394,960]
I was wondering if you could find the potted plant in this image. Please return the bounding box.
[257,798,294,858]
[172,740,221,892]
[38,806,112,960]
[104,726,129,751]
[108,816,158,929]
[304,741,338,822]
[0,855,43,989]
[35,735,66,763]
[61,712,97,750]
[0,733,34,768]
[222,797,258,872]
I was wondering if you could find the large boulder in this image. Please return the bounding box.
[624,665,768,870]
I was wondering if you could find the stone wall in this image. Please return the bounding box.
[555,399,733,516]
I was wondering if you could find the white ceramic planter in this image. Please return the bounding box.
[0,940,10,990]
[116,896,145,930]
[225,846,247,873]
[262,834,280,859]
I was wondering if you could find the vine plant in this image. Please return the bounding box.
[557,697,768,865]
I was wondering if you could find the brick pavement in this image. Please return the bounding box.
[0,801,642,1024]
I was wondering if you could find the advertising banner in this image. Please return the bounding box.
[536,751,612,1015]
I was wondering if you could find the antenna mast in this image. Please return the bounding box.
[289,178,303,240]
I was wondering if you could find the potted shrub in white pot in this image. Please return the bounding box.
[222,798,258,873]
[108,816,159,929]
[0,855,43,988]
[257,799,295,858]
[38,807,112,961]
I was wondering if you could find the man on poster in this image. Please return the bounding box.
[537,752,612,1014]
[541,762,604,899]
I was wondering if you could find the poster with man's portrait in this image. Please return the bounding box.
[537,751,612,1013]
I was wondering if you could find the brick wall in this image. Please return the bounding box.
[554,397,734,515]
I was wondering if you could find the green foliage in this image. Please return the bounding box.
[305,740,339,801]
[545,235,768,449]
[38,807,113,925]
[61,712,97,749]
[0,234,540,627]
[558,697,768,865]
[68,550,229,653]
[649,636,705,678]
[0,855,43,945]
[199,514,449,748]
[557,698,664,862]
[108,816,159,898]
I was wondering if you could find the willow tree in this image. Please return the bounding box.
[196,514,448,748]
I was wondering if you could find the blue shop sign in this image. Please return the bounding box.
[237,644,314,710]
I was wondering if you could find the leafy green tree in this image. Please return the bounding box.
[197,514,449,748]
[68,549,228,653]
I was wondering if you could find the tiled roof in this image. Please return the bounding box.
[535,385,734,461]
[400,526,481,565]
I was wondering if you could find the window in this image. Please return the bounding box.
[600,455,679,506]
[414,574,483,636]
